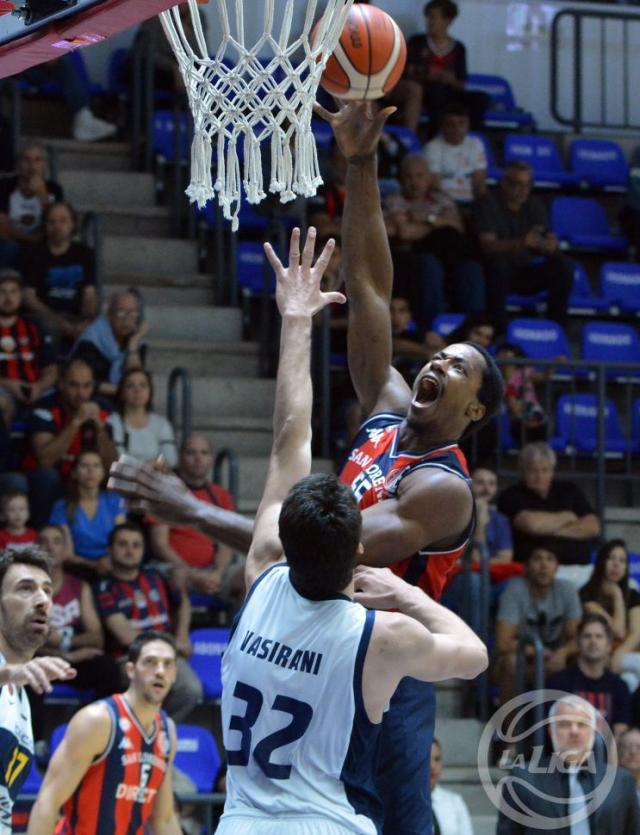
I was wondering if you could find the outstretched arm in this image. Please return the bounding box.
[245,228,344,588]
[316,102,412,417]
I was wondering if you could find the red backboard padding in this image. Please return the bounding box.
[0,0,179,78]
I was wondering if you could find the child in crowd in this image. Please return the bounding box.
[0,491,38,549]
[496,342,547,444]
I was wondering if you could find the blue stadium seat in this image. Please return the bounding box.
[632,400,640,454]
[550,197,628,252]
[464,73,535,129]
[108,48,129,97]
[312,119,333,152]
[568,263,611,315]
[153,110,190,163]
[20,763,43,794]
[431,313,464,339]
[628,552,640,586]
[68,50,104,98]
[601,262,640,313]
[581,321,640,382]
[174,725,221,793]
[469,132,502,183]
[384,125,422,154]
[45,682,96,704]
[550,394,630,456]
[189,627,231,700]
[237,241,275,295]
[570,139,629,191]
[506,317,571,361]
[50,723,67,755]
[504,134,578,189]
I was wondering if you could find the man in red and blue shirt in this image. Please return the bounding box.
[96,522,201,722]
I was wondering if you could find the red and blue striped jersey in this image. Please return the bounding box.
[340,413,475,600]
[54,694,171,835]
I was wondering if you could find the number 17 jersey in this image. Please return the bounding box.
[219,564,380,834]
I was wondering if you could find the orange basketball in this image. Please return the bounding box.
[315,4,407,100]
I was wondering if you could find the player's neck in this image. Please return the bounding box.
[577,657,605,679]
[122,690,157,733]
[398,420,456,452]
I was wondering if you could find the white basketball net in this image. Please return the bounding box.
[159,0,354,230]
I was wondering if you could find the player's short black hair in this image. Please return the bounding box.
[0,548,51,594]
[460,342,505,440]
[128,631,176,664]
[279,473,361,600]
[424,0,459,21]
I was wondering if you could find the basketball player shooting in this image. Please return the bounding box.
[211,226,487,833]
[27,632,181,835]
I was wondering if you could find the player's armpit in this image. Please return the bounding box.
[359,471,474,567]
[27,705,111,835]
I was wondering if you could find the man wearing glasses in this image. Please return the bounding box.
[473,160,574,335]
[71,290,148,399]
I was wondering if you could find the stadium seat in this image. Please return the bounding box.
[550,197,628,252]
[504,133,578,188]
[20,763,43,795]
[632,400,640,453]
[469,132,502,183]
[570,139,629,191]
[581,321,640,382]
[237,241,275,296]
[108,47,129,97]
[45,683,97,704]
[50,723,67,755]
[506,318,571,360]
[568,263,611,315]
[431,312,464,339]
[68,50,104,99]
[153,110,190,163]
[312,119,333,152]
[601,262,640,313]
[628,552,640,586]
[174,725,221,793]
[464,73,535,130]
[384,125,422,154]
[549,394,630,456]
[189,627,231,700]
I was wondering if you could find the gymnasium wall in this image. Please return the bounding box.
[80,0,640,133]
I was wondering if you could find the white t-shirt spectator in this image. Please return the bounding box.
[107,412,178,467]
[423,135,487,205]
[432,785,474,835]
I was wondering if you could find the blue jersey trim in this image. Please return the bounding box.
[340,609,383,832]
[230,562,287,639]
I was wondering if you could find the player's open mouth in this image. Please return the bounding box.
[30,616,48,631]
[413,374,442,408]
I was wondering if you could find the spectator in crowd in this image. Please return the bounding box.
[445,312,495,350]
[24,357,117,528]
[497,694,640,834]
[22,56,116,142]
[0,491,37,550]
[20,201,98,348]
[28,524,121,742]
[405,1,489,136]
[496,342,548,445]
[0,269,57,428]
[149,435,236,598]
[619,727,640,805]
[49,451,126,577]
[0,143,63,269]
[430,738,473,835]
[107,368,177,467]
[423,102,487,207]
[308,141,346,241]
[71,290,147,400]
[473,161,575,335]
[547,613,631,739]
[581,539,640,694]
[390,296,440,384]
[384,154,485,330]
[494,543,582,706]
[497,442,600,578]
[96,521,202,720]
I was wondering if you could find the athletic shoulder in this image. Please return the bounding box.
[64,700,112,754]
[399,466,473,521]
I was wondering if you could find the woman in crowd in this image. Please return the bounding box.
[107,367,177,467]
[431,738,474,835]
[580,539,640,693]
[49,450,126,576]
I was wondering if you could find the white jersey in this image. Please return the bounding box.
[0,652,34,835]
[219,564,380,834]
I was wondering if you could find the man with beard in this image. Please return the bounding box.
[0,549,76,832]
[0,269,57,429]
[28,632,181,835]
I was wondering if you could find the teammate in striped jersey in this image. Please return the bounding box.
[28,632,180,835]
[0,549,75,835]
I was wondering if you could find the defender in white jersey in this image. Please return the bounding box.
[0,550,75,833]
[215,227,488,834]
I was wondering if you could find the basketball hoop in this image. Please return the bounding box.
[159,0,354,230]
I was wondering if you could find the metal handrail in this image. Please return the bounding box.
[550,7,640,132]
[80,211,103,306]
[166,367,193,449]
[516,633,546,752]
[214,447,239,506]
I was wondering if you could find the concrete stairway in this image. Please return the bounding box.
[46,137,330,513]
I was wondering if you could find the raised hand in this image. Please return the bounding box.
[108,454,198,524]
[313,100,396,161]
[264,227,345,318]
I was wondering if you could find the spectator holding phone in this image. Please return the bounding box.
[473,161,574,335]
